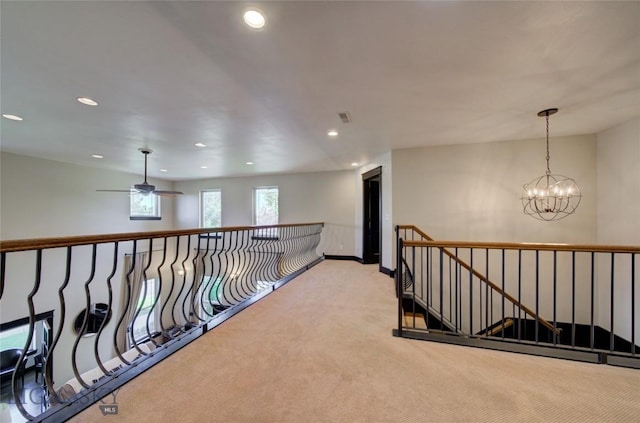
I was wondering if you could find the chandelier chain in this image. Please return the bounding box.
[545,113,551,176]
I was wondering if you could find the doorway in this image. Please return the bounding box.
[362,167,382,267]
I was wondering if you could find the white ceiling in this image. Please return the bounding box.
[1,1,639,181]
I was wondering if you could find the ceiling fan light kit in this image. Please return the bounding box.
[97,149,183,197]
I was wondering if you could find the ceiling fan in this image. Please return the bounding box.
[97,148,183,197]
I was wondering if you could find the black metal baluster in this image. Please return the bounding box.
[226,230,242,304]
[0,252,5,300]
[610,252,615,352]
[14,249,43,420]
[439,247,444,331]
[95,242,119,373]
[176,235,192,324]
[518,250,522,341]
[206,232,223,315]
[132,240,153,353]
[553,250,557,345]
[239,229,254,298]
[411,246,416,327]
[571,251,576,348]
[218,231,234,306]
[501,249,505,340]
[397,238,403,336]
[115,240,137,361]
[590,252,595,350]
[485,249,489,336]
[163,236,180,331]
[455,248,459,332]
[71,244,98,389]
[148,238,167,347]
[469,248,474,335]
[47,246,73,405]
[535,250,539,343]
[632,254,636,356]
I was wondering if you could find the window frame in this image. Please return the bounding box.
[0,324,37,351]
[130,189,161,221]
[199,189,222,229]
[253,186,279,226]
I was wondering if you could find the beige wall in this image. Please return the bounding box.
[392,135,597,244]
[597,117,640,245]
[596,117,640,345]
[173,170,357,257]
[0,152,176,239]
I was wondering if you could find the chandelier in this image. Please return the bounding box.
[521,108,581,221]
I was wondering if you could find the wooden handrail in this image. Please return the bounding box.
[397,225,567,336]
[396,225,640,254]
[0,222,324,253]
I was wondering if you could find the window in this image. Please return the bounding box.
[130,190,161,220]
[0,324,37,351]
[132,278,159,343]
[200,189,222,228]
[253,187,278,226]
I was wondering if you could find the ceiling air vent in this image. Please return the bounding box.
[338,111,352,123]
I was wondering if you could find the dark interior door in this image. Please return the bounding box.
[363,167,382,265]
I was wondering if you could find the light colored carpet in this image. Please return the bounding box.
[71,260,640,422]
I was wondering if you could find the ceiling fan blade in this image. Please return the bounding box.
[97,150,178,196]
[153,190,184,197]
[96,189,131,193]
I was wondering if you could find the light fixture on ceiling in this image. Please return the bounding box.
[2,114,23,121]
[246,161,254,165]
[351,162,358,167]
[327,130,338,137]
[201,165,208,169]
[521,108,581,221]
[160,169,168,173]
[77,97,98,106]
[92,154,104,159]
[195,143,207,148]
[243,9,266,29]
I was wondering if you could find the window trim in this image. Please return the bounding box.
[252,186,279,226]
[130,189,161,220]
[199,189,222,229]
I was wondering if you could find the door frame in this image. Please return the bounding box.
[362,166,382,271]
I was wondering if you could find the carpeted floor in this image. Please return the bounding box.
[71,260,640,422]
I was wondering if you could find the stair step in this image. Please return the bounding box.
[404,312,427,329]
[487,318,514,336]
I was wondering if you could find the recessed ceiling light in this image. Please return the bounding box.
[160,169,168,172]
[77,97,98,106]
[351,162,358,167]
[328,130,338,137]
[243,9,266,29]
[246,161,254,165]
[92,154,104,159]
[2,114,23,121]
[195,143,207,148]
[201,165,208,169]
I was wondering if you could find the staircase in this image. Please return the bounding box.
[394,224,640,369]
